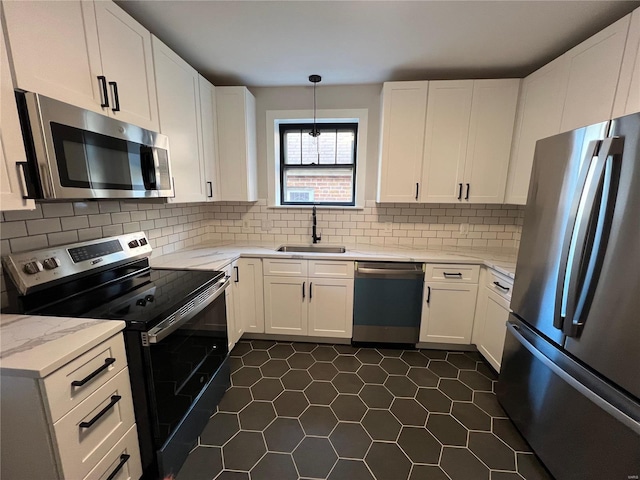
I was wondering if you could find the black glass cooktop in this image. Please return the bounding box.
[24,262,224,331]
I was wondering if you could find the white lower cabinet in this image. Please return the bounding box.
[225,258,265,350]
[420,264,480,344]
[472,268,514,371]
[234,258,264,334]
[308,278,354,338]
[0,333,142,480]
[263,259,354,339]
[264,276,309,335]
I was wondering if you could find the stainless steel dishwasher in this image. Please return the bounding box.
[353,262,425,345]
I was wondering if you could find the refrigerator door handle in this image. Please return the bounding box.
[557,137,623,336]
[554,140,600,330]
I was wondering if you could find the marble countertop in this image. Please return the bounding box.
[0,315,125,378]
[151,241,517,278]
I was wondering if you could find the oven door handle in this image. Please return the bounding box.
[146,276,230,344]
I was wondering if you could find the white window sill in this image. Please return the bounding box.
[267,205,364,210]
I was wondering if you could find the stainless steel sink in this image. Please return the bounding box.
[277,245,346,253]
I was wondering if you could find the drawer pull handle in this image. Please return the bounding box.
[106,454,130,480]
[71,357,116,387]
[493,281,511,292]
[443,272,463,278]
[79,395,121,429]
[426,286,431,303]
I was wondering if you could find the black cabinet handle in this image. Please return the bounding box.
[493,281,511,292]
[426,286,431,303]
[79,395,121,429]
[109,81,120,112]
[415,183,419,201]
[71,358,116,387]
[97,76,109,108]
[207,181,213,198]
[234,266,239,283]
[310,282,313,300]
[458,183,463,200]
[465,183,470,200]
[105,454,130,480]
[443,272,463,278]
[302,281,306,299]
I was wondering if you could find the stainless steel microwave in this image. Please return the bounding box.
[17,92,173,200]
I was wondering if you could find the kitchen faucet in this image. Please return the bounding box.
[312,206,321,244]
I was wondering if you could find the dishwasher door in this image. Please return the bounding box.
[353,262,425,345]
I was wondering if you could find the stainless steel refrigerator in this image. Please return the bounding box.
[497,113,640,480]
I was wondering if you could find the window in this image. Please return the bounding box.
[279,122,358,206]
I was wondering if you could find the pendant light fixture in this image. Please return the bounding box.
[309,74,321,137]
[309,74,321,164]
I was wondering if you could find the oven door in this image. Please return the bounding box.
[145,278,230,477]
[22,92,173,199]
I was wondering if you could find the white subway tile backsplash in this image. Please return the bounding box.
[1,221,28,239]
[26,218,62,235]
[61,215,90,231]
[42,202,74,218]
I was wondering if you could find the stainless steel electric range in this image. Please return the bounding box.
[2,232,230,479]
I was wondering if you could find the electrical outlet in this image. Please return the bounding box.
[262,219,273,232]
[459,223,469,235]
[384,222,393,233]
[242,219,251,232]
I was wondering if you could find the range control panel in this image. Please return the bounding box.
[2,232,152,295]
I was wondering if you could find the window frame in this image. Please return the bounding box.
[278,122,358,207]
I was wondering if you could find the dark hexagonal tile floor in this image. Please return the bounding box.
[182,341,548,480]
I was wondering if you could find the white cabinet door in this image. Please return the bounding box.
[2,1,104,113]
[475,289,510,372]
[1,20,35,212]
[264,276,308,335]
[377,81,428,203]
[505,57,569,204]
[613,8,640,117]
[560,15,630,132]
[235,258,264,334]
[224,264,238,351]
[308,279,354,338]
[216,87,258,201]
[152,36,207,204]
[420,282,478,344]
[464,79,519,203]
[93,2,159,131]
[420,80,472,203]
[199,76,220,201]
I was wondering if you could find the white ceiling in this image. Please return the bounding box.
[117,0,640,87]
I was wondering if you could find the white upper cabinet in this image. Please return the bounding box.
[93,2,159,131]
[464,79,520,203]
[613,7,640,117]
[199,76,221,201]
[216,87,258,202]
[560,15,630,132]
[505,57,569,205]
[1,19,35,212]
[419,79,518,204]
[420,80,472,203]
[3,1,158,131]
[377,81,428,203]
[2,1,103,113]
[152,36,207,204]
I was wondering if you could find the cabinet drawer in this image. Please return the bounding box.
[308,260,354,279]
[44,333,127,422]
[263,259,307,276]
[486,268,514,302]
[54,368,135,480]
[83,424,142,480]
[425,264,479,283]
